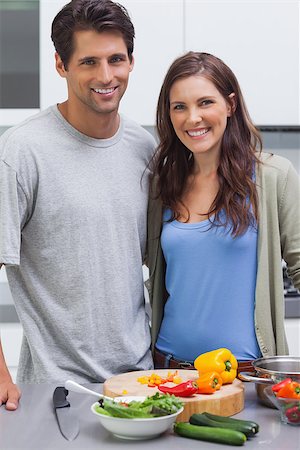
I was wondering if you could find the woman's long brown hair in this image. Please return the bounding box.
[151,52,262,237]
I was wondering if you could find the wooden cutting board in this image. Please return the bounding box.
[103,369,244,422]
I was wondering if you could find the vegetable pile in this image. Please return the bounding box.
[272,377,300,399]
[94,392,183,418]
[136,347,238,399]
[174,412,259,446]
[272,378,300,424]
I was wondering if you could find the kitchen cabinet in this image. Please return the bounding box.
[285,318,300,356]
[0,0,40,125]
[185,0,300,126]
[117,0,184,125]
[40,0,300,126]
[0,1,39,109]
[40,0,68,110]
[3,1,300,127]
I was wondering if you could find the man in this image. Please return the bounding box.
[0,0,155,410]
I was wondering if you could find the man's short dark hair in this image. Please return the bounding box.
[51,0,135,69]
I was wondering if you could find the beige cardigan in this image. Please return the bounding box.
[146,153,300,356]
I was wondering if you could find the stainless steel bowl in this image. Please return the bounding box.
[239,356,300,408]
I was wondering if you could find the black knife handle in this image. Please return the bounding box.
[53,387,70,408]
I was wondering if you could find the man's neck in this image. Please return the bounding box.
[57,101,120,139]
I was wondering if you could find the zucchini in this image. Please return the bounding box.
[202,412,259,434]
[189,413,255,437]
[174,423,246,446]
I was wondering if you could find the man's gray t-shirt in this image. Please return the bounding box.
[0,105,155,383]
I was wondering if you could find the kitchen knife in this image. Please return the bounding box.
[53,386,80,441]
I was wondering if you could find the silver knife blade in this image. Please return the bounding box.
[53,387,80,441]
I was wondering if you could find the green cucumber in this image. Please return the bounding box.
[202,412,259,433]
[189,413,255,437]
[174,423,246,446]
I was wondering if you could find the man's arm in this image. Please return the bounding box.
[0,263,21,410]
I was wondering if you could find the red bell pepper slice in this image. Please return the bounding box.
[272,378,293,393]
[158,380,198,397]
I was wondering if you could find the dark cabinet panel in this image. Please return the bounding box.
[0,1,39,108]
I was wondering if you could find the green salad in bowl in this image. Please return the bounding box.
[91,392,184,440]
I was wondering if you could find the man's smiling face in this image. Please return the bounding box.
[56,29,134,117]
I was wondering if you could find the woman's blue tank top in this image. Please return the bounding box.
[156,209,261,362]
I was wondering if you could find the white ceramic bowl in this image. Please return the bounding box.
[91,396,184,440]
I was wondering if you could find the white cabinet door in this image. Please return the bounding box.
[185,0,300,126]
[118,0,184,125]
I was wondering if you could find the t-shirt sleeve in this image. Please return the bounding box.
[0,160,29,265]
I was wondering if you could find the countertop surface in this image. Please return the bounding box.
[0,382,299,449]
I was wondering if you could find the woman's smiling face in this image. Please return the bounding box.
[169,74,234,159]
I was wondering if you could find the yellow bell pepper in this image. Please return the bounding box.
[194,348,238,384]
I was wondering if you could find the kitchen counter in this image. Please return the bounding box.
[0,382,299,449]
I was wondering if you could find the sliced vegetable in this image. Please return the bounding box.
[202,412,259,434]
[158,380,198,397]
[137,373,166,387]
[137,370,182,387]
[194,348,238,384]
[271,378,293,393]
[174,422,246,446]
[165,370,182,384]
[196,371,223,394]
[189,413,257,437]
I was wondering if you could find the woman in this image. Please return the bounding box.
[147,52,300,372]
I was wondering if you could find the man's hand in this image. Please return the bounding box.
[0,380,21,410]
